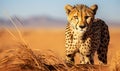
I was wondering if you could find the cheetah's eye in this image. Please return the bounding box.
[74,16,78,19]
[84,16,89,19]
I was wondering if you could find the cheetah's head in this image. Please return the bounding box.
[65,4,98,34]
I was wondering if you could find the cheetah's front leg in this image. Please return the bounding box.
[79,53,94,64]
[65,53,75,67]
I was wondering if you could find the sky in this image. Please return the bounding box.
[0,0,120,23]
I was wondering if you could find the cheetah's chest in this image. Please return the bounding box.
[72,32,92,54]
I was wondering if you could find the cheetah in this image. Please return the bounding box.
[64,4,110,66]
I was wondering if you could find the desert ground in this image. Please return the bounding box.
[0,27,120,71]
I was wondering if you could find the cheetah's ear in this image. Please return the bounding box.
[90,4,98,15]
[64,4,73,15]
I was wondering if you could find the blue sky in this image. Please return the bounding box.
[0,0,120,23]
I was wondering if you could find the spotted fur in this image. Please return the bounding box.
[64,4,110,65]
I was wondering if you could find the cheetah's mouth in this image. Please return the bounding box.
[77,27,87,33]
[75,25,87,32]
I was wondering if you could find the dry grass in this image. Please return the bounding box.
[0,46,109,71]
[0,44,67,71]
[0,15,67,71]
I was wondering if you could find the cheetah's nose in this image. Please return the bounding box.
[79,25,86,29]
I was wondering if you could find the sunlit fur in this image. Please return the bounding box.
[65,4,109,65]
[65,4,97,36]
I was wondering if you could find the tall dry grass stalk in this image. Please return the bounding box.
[0,14,67,71]
[3,14,48,70]
[109,51,120,71]
[4,13,27,44]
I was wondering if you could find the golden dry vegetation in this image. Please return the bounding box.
[0,27,120,71]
